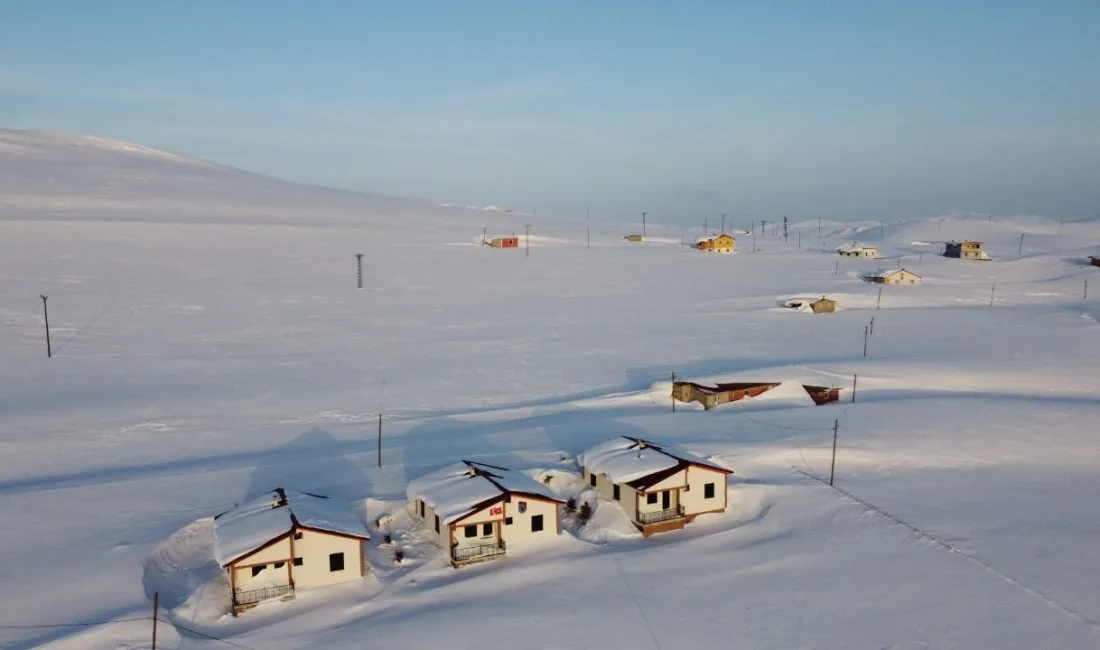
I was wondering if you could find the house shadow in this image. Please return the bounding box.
[243,427,374,504]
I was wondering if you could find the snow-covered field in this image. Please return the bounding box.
[2,132,1100,649]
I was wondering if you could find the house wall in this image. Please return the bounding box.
[293,529,365,588]
[233,536,291,567]
[415,500,453,549]
[637,487,679,515]
[584,467,640,522]
[502,497,559,545]
[231,562,290,593]
[452,501,505,550]
[887,270,921,285]
[680,466,729,516]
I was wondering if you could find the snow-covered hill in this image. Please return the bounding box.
[3,133,1100,649]
[0,130,460,225]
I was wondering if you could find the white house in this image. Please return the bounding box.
[836,243,878,258]
[213,488,370,615]
[578,437,733,537]
[407,461,564,567]
[863,268,922,285]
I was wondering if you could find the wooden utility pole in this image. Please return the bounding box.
[783,216,788,242]
[877,286,882,309]
[151,592,159,650]
[642,212,647,238]
[524,224,531,257]
[851,374,857,403]
[377,381,385,468]
[869,317,875,335]
[40,295,51,358]
[355,254,364,289]
[670,371,677,413]
[482,226,487,246]
[863,325,869,357]
[990,284,996,306]
[829,420,839,486]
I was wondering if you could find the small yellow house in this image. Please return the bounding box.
[864,268,922,285]
[579,437,733,537]
[624,234,644,242]
[810,297,836,313]
[696,234,735,253]
[836,243,877,258]
[213,489,370,615]
[407,461,564,567]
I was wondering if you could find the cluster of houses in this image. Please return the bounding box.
[212,438,734,615]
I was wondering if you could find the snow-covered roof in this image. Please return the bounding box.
[836,242,876,252]
[578,437,731,485]
[862,268,915,278]
[696,234,733,243]
[213,489,368,566]
[406,461,562,525]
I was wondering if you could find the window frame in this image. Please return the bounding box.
[704,482,716,499]
[329,552,345,572]
[646,493,658,505]
[464,524,477,538]
[482,522,493,537]
[531,514,544,533]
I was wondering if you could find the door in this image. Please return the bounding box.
[661,491,670,509]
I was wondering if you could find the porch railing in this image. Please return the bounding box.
[452,542,506,563]
[234,583,294,606]
[638,505,685,525]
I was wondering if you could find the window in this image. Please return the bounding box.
[434,515,440,533]
[293,531,303,540]
[704,483,716,499]
[293,557,303,567]
[274,561,285,569]
[613,485,620,501]
[463,524,477,537]
[589,473,597,487]
[251,565,265,577]
[329,552,345,572]
[505,517,513,526]
[482,522,492,536]
[647,493,658,505]
[531,514,544,532]
[418,500,424,517]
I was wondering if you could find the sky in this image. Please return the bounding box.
[1,1,1099,223]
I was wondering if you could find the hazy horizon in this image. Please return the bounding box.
[2,2,1098,222]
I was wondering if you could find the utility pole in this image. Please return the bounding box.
[377,381,385,468]
[990,283,996,306]
[355,254,364,289]
[829,420,839,486]
[151,592,159,650]
[761,220,765,237]
[524,224,531,257]
[798,231,801,250]
[877,286,882,309]
[642,212,647,238]
[783,216,788,242]
[818,217,822,240]
[869,317,875,335]
[670,371,677,413]
[40,295,51,358]
[752,235,757,253]
[863,325,869,357]
[482,226,487,246]
[835,260,839,275]
[1018,233,1025,257]
[851,374,858,403]
[721,213,726,235]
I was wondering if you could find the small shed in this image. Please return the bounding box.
[809,297,836,313]
[487,236,520,248]
[624,234,644,242]
[1090,256,1100,268]
[803,385,841,405]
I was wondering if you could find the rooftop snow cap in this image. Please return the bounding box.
[578,436,732,486]
[836,242,875,253]
[212,488,369,566]
[406,460,562,525]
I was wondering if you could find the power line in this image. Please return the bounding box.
[0,616,151,629]
[160,617,259,650]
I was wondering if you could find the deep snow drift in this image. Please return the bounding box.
[2,134,1100,649]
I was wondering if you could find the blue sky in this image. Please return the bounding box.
[2,1,1098,222]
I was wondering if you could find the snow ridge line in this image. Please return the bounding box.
[790,466,1100,634]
